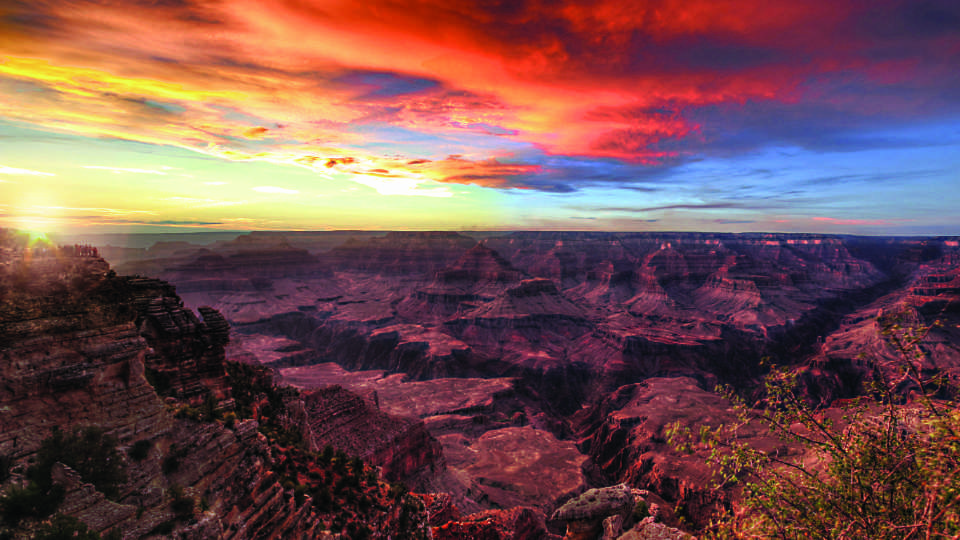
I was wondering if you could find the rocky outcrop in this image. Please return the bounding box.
[0,247,430,538]
[549,484,693,540]
[396,243,526,323]
[573,378,794,530]
[550,484,634,540]
[129,277,233,408]
[432,507,550,540]
[86,229,960,536]
[303,385,444,484]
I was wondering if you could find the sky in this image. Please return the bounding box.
[0,0,958,235]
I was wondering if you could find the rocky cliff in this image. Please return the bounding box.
[0,238,434,539]
[84,229,960,536]
[303,384,444,485]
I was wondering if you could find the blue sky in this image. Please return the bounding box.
[0,0,958,234]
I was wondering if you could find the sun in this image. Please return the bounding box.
[13,216,59,248]
[25,229,51,247]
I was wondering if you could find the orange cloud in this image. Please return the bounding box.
[0,0,954,192]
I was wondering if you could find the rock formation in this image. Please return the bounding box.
[303,384,444,484]
[0,239,433,538]
[51,229,960,537]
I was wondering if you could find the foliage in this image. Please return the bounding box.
[2,426,127,525]
[143,367,172,395]
[201,392,222,421]
[0,455,10,483]
[29,427,126,499]
[169,484,195,519]
[128,439,152,462]
[34,514,101,540]
[163,443,188,475]
[149,520,176,536]
[224,361,273,420]
[0,482,65,524]
[389,481,409,501]
[633,499,651,522]
[669,315,960,539]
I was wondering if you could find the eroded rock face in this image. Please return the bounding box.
[84,231,960,536]
[129,277,233,408]
[280,362,590,514]
[201,232,934,426]
[0,248,428,538]
[303,385,444,484]
[550,484,634,540]
[574,378,797,530]
[432,507,550,540]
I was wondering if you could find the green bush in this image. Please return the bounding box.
[144,368,172,395]
[163,443,188,475]
[632,499,650,522]
[30,427,126,500]
[670,317,960,538]
[149,520,175,536]
[169,484,195,519]
[128,440,152,462]
[0,482,65,524]
[34,514,100,540]
[388,481,408,501]
[0,454,11,483]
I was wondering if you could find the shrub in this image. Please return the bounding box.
[0,454,11,483]
[163,443,188,475]
[128,440,152,462]
[201,392,221,421]
[294,484,307,506]
[174,405,200,421]
[144,368,172,395]
[346,521,372,540]
[169,484,194,519]
[30,427,126,500]
[33,514,100,540]
[388,481,408,501]
[632,499,650,522]
[311,484,333,512]
[670,316,960,538]
[149,520,175,536]
[0,482,65,524]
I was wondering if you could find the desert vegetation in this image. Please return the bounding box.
[670,315,960,538]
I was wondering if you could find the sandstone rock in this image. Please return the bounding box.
[617,522,694,540]
[551,484,635,539]
[432,507,549,540]
[303,385,444,484]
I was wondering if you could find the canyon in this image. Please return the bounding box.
[3,228,959,538]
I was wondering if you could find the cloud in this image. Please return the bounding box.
[166,196,245,208]
[243,126,269,139]
[252,186,299,194]
[588,203,744,213]
[811,216,915,226]
[83,165,168,175]
[0,0,957,195]
[0,165,55,176]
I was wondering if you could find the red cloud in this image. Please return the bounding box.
[0,0,956,186]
